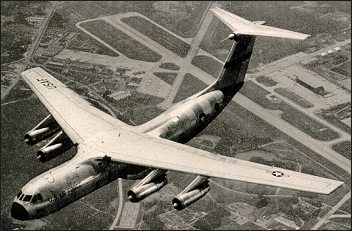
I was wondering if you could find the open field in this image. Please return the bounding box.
[240,81,340,141]
[107,91,164,124]
[256,75,278,87]
[80,20,162,62]
[127,106,165,125]
[121,16,191,58]
[191,55,223,78]
[331,141,351,160]
[173,73,208,103]
[159,62,180,70]
[274,87,314,109]
[153,72,177,85]
[67,33,119,57]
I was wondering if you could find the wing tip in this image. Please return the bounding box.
[322,180,344,195]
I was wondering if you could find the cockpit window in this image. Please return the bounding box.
[19,193,25,200]
[16,191,22,198]
[37,193,43,201]
[23,195,33,202]
[31,194,43,203]
[31,195,37,203]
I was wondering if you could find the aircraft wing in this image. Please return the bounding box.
[21,67,127,144]
[87,128,343,195]
[210,7,310,40]
[22,67,342,194]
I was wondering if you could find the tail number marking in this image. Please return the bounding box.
[37,78,57,89]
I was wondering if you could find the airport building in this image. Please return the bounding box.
[295,77,327,96]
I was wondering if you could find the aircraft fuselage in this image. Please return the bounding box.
[11,152,148,220]
[12,82,243,220]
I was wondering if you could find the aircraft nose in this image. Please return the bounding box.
[11,202,29,220]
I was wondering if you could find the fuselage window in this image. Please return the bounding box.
[23,195,32,202]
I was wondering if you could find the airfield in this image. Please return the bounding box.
[1,1,351,230]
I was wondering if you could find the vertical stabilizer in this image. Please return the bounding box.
[203,7,309,95]
[213,34,255,91]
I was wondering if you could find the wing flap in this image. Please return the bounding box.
[87,129,343,194]
[21,67,126,144]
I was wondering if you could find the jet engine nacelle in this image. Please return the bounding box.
[37,131,74,162]
[25,115,60,145]
[220,33,241,43]
[172,175,210,210]
[128,169,167,202]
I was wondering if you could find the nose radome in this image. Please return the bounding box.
[11,202,29,220]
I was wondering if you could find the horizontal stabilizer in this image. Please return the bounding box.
[211,7,310,40]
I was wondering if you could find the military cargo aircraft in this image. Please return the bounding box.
[11,7,343,220]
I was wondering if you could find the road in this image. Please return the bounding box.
[186,1,217,62]
[1,2,58,101]
[329,214,351,219]
[109,178,124,230]
[311,191,351,230]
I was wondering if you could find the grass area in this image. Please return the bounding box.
[240,81,339,141]
[274,87,314,109]
[239,81,280,110]
[173,73,208,103]
[121,16,191,58]
[80,20,161,62]
[126,106,165,125]
[331,60,351,77]
[281,103,339,141]
[3,87,33,102]
[107,91,164,122]
[256,75,277,87]
[331,141,351,160]
[159,62,180,70]
[68,33,119,57]
[153,72,177,85]
[191,55,223,78]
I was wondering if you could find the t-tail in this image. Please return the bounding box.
[201,7,310,99]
